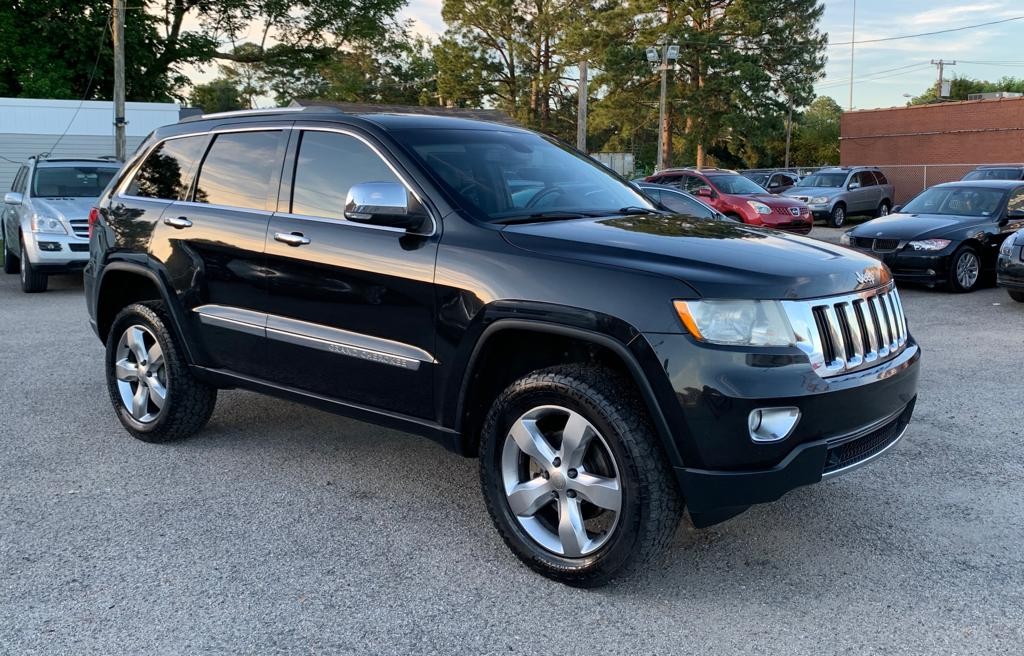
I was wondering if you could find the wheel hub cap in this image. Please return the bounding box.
[113,325,167,424]
[500,405,621,558]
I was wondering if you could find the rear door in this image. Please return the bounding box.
[261,126,439,419]
[152,128,287,378]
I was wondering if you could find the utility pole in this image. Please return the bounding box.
[112,0,126,161]
[576,60,588,152]
[648,40,678,171]
[848,0,856,110]
[931,59,956,99]
[784,98,794,169]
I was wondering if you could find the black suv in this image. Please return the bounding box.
[86,108,921,586]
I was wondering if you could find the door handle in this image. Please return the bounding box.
[163,216,193,229]
[274,232,311,247]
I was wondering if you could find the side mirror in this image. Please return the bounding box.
[891,205,903,213]
[696,186,714,198]
[4,192,23,205]
[344,182,428,232]
[768,181,780,189]
[848,182,861,190]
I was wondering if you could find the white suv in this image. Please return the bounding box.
[2,157,121,292]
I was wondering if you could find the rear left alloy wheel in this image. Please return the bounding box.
[877,201,891,217]
[479,365,682,587]
[105,302,217,442]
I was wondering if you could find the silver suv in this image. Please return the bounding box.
[783,167,895,227]
[2,156,121,292]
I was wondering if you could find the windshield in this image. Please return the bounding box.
[901,186,1006,217]
[398,129,654,221]
[799,172,847,188]
[962,168,1021,181]
[707,174,765,195]
[742,172,769,186]
[32,166,118,198]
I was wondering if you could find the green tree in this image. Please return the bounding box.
[189,78,245,113]
[910,75,1024,104]
[792,95,841,166]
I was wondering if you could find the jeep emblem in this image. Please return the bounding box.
[855,271,875,285]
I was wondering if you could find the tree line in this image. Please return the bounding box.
[0,0,838,171]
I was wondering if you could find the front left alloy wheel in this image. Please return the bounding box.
[105,302,217,442]
[479,364,682,587]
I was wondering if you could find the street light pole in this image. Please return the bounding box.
[112,0,126,161]
[848,0,856,110]
[576,59,588,152]
[657,44,669,171]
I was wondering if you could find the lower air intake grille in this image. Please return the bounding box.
[823,400,915,475]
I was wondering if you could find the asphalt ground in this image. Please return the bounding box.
[1,233,1023,655]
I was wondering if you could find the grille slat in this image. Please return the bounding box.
[69,219,89,239]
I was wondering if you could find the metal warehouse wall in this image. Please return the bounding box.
[0,97,181,191]
[840,97,1024,166]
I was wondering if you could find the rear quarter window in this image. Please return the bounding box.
[126,135,208,200]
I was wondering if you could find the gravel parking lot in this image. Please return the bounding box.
[2,251,1023,654]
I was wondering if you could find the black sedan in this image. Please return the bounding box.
[997,229,1024,302]
[840,180,1024,292]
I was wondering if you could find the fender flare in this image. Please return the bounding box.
[454,317,685,470]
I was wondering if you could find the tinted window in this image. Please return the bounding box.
[290,131,401,220]
[855,171,876,187]
[193,131,280,210]
[11,166,26,192]
[1007,188,1024,214]
[873,171,888,185]
[33,166,118,198]
[127,136,208,200]
[660,190,714,217]
[962,168,1023,181]
[680,175,705,193]
[707,174,765,195]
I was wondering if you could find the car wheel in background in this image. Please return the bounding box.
[19,243,47,293]
[479,364,682,587]
[105,302,217,443]
[947,245,981,293]
[877,201,891,217]
[829,204,846,228]
[1008,290,1024,303]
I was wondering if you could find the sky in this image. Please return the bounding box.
[190,0,1024,111]
[397,0,1024,111]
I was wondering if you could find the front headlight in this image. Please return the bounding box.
[674,299,797,347]
[907,239,951,251]
[839,232,852,246]
[31,214,67,234]
[810,196,829,205]
[746,201,772,215]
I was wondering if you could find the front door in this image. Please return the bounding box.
[262,126,439,419]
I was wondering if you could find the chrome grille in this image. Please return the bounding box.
[69,219,89,239]
[783,284,909,378]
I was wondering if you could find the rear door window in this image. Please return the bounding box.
[873,171,889,185]
[856,171,876,187]
[193,131,282,210]
[126,135,208,200]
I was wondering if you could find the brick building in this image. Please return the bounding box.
[840,97,1024,202]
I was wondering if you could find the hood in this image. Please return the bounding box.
[783,186,842,199]
[501,213,887,300]
[739,193,805,208]
[848,212,984,240]
[31,197,95,221]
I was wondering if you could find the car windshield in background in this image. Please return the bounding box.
[399,129,654,222]
[799,172,848,188]
[707,175,765,195]
[33,166,118,198]
[901,186,1006,217]
[742,172,769,186]
[962,168,1022,181]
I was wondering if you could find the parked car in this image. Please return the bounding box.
[740,169,800,194]
[784,166,895,227]
[997,229,1024,302]
[840,180,1024,292]
[2,156,121,292]
[644,167,812,233]
[961,165,1024,181]
[634,182,731,219]
[86,108,919,586]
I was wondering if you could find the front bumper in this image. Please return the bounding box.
[997,245,1024,290]
[21,232,90,273]
[847,245,953,283]
[641,330,921,519]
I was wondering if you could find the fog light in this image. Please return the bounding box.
[926,269,935,276]
[748,407,801,443]
[38,241,61,251]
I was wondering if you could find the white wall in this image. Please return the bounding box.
[0,98,180,192]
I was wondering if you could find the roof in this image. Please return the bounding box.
[35,157,121,167]
[290,100,521,127]
[934,179,1024,188]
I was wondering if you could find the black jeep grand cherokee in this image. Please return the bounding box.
[85,107,920,586]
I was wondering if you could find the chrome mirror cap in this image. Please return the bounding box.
[344,181,427,231]
[4,192,23,205]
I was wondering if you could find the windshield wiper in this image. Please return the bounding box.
[493,211,597,225]
[616,206,658,215]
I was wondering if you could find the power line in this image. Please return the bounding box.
[828,15,1024,47]
[817,63,933,90]
[51,12,112,154]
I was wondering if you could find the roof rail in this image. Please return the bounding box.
[181,106,343,123]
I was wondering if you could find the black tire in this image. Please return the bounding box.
[877,200,891,217]
[479,364,682,587]
[105,302,217,442]
[946,245,981,293]
[1008,290,1024,303]
[2,224,18,274]
[19,242,47,293]
[828,204,846,227]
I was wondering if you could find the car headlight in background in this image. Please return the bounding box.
[31,214,67,234]
[674,299,797,347]
[746,201,772,215]
[907,239,951,251]
[1000,240,1014,256]
[839,232,852,246]
[809,196,829,205]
